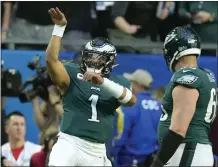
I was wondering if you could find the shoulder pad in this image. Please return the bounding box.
[173,68,201,89]
[63,61,80,80]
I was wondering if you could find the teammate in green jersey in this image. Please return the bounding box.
[151,26,217,167]
[45,7,136,166]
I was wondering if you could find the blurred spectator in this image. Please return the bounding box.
[1,96,8,145]
[1,2,12,42]
[109,2,158,45]
[93,2,114,38]
[151,86,166,103]
[9,2,64,49]
[62,2,96,52]
[112,69,161,167]
[30,128,58,167]
[1,111,41,166]
[31,85,62,145]
[156,2,188,41]
[178,2,217,43]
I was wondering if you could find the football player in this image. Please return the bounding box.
[151,26,217,167]
[46,7,136,166]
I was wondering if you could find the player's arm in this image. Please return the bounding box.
[100,78,136,106]
[151,85,199,167]
[46,7,70,95]
[117,86,136,106]
[31,97,47,131]
[84,73,137,106]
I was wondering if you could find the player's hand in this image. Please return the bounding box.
[126,25,141,35]
[83,72,104,85]
[48,7,67,26]
[192,11,211,23]
[159,8,169,20]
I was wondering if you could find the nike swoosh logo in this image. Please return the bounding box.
[183,70,190,72]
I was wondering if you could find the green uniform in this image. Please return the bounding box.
[60,62,131,143]
[158,67,217,144]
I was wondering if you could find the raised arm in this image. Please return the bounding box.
[31,97,47,131]
[2,2,12,41]
[46,7,70,95]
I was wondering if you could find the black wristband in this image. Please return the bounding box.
[156,129,184,165]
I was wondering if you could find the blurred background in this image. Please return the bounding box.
[1,1,217,167]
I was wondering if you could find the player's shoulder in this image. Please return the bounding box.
[172,67,216,89]
[173,67,202,81]
[172,67,202,88]
[62,60,80,70]
[109,75,131,89]
[62,61,81,79]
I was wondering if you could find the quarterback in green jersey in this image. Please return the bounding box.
[151,26,217,167]
[45,8,136,166]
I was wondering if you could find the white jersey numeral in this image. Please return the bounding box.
[205,88,217,123]
[160,105,168,121]
[88,94,100,122]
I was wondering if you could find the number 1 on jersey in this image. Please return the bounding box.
[88,94,100,122]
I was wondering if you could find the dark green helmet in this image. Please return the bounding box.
[81,37,117,75]
[163,26,201,72]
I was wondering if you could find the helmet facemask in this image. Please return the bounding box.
[80,37,117,76]
[81,50,115,75]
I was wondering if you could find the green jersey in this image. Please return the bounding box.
[158,67,217,144]
[60,62,131,143]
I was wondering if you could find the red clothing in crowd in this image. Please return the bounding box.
[11,145,24,160]
[30,149,47,167]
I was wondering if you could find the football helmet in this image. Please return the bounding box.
[80,37,117,75]
[163,26,201,72]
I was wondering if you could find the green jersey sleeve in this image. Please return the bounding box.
[109,75,132,90]
[173,68,201,90]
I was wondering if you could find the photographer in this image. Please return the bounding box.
[31,85,63,145]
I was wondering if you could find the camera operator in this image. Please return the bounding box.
[31,85,63,145]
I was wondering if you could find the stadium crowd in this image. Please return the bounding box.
[1,1,217,52]
[1,1,218,167]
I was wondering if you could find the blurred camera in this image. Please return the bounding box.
[18,55,53,103]
[1,60,22,97]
